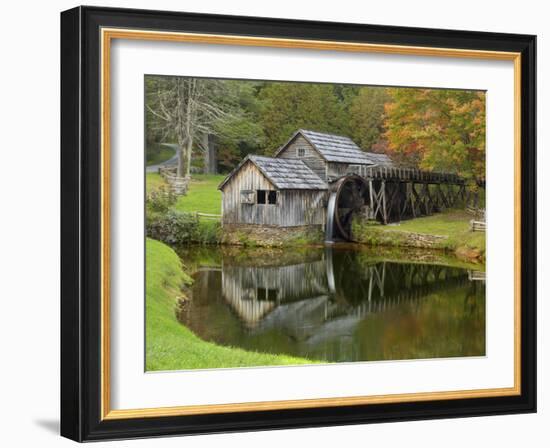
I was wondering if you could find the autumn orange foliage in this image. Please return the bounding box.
[383,88,486,180]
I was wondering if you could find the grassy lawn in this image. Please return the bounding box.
[146,173,167,191]
[145,172,225,215]
[146,238,316,370]
[353,209,485,263]
[173,174,226,215]
[387,209,472,236]
[387,210,485,254]
[146,143,175,166]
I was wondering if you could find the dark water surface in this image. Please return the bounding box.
[176,245,485,363]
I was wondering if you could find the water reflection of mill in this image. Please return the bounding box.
[220,248,484,343]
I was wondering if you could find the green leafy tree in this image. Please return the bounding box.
[349,87,389,151]
[259,82,347,153]
[211,80,265,171]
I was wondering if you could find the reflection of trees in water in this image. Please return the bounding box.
[463,280,485,319]
[219,248,481,335]
[177,247,486,362]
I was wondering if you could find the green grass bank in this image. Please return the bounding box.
[173,174,225,215]
[352,209,485,264]
[146,172,167,190]
[145,238,316,370]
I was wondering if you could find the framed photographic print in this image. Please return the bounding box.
[60,6,536,442]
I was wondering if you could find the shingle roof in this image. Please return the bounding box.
[275,130,393,167]
[363,152,394,166]
[218,155,327,191]
[250,156,327,190]
[298,130,374,164]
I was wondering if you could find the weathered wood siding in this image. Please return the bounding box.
[221,259,331,334]
[278,190,326,226]
[221,160,326,227]
[327,162,350,179]
[222,260,327,304]
[277,135,327,180]
[221,161,279,225]
[221,259,328,327]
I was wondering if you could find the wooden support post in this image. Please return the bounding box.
[424,183,433,215]
[371,181,384,222]
[399,183,405,218]
[459,184,466,203]
[381,180,387,224]
[401,182,411,217]
[368,179,374,220]
[411,183,423,217]
[438,183,449,209]
[450,184,457,207]
[447,184,454,208]
[387,182,401,222]
[410,182,416,218]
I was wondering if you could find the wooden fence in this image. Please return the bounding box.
[466,206,486,220]
[470,219,486,232]
[196,212,222,221]
[468,270,486,281]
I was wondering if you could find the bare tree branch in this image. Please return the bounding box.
[145,76,242,177]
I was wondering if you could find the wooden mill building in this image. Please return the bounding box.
[219,129,466,240]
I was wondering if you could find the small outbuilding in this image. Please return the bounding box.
[218,154,328,227]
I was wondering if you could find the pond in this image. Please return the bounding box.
[176,245,485,364]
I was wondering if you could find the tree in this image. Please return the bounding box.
[258,82,348,153]
[348,87,389,151]
[384,88,486,179]
[145,76,236,177]
[199,80,265,173]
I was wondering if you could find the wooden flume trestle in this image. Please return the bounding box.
[330,165,482,239]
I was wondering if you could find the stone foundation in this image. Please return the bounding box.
[221,224,324,247]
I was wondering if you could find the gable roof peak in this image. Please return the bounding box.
[219,154,327,191]
[276,129,373,165]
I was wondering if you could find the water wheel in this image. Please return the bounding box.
[332,175,369,241]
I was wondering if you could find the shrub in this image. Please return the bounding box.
[146,210,200,245]
[194,220,222,245]
[146,186,177,214]
[146,210,221,245]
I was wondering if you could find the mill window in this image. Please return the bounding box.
[256,190,277,205]
[257,287,278,302]
[268,191,277,204]
[297,147,305,157]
